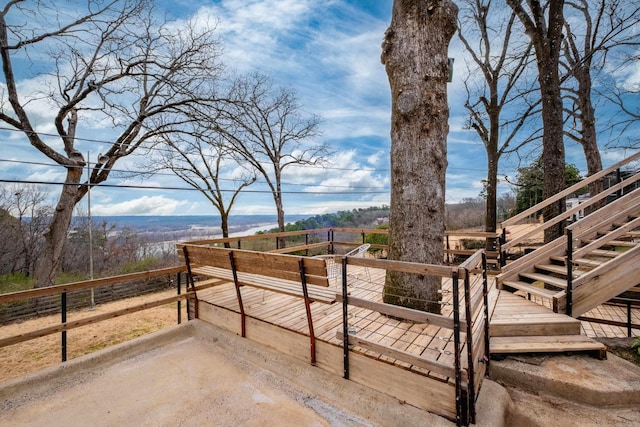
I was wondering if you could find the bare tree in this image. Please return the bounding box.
[568,1,640,151]
[213,73,326,246]
[561,0,640,199]
[149,123,257,244]
[0,1,225,287]
[458,0,540,238]
[381,0,458,314]
[506,0,567,242]
[0,184,50,276]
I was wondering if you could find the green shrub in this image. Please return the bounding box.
[0,273,33,294]
[632,337,640,356]
[365,224,389,254]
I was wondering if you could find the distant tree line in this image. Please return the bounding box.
[0,185,174,287]
[259,206,390,234]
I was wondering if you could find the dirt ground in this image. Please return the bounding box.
[0,289,187,383]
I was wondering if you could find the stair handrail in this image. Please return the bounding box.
[566,186,640,237]
[502,169,640,251]
[502,150,640,228]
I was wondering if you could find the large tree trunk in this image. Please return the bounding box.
[34,168,83,288]
[381,0,458,314]
[539,49,566,242]
[274,193,286,249]
[220,212,231,248]
[576,67,603,211]
[508,0,566,243]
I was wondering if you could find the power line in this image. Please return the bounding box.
[0,126,519,175]
[0,178,390,195]
[0,158,390,190]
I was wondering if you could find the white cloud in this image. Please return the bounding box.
[92,195,189,215]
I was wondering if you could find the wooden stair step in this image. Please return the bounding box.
[491,313,581,337]
[502,280,559,299]
[534,263,584,276]
[519,272,567,289]
[582,239,637,248]
[490,335,606,358]
[550,256,603,268]
[588,249,619,258]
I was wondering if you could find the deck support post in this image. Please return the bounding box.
[298,258,316,365]
[229,251,246,338]
[61,292,67,362]
[341,256,350,379]
[482,252,490,372]
[500,228,507,268]
[463,267,476,424]
[452,269,468,426]
[566,229,573,317]
[182,246,198,320]
[616,168,623,199]
[177,272,182,324]
[628,302,632,338]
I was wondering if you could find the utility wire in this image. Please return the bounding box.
[0,178,390,194]
[0,126,518,174]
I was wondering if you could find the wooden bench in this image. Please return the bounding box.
[179,244,336,364]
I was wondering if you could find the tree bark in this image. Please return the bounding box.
[382,0,458,314]
[34,167,84,287]
[574,64,603,211]
[507,0,566,243]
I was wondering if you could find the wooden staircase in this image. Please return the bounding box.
[489,289,606,358]
[490,152,640,357]
[497,185,640,318]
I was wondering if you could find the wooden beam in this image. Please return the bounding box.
[0,266,186,304]
[336,330,459,380]
[336,294,457,331]
[0,293,193,349]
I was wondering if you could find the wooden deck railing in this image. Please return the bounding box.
[0,266,190,361]
[184,226,499,265]
[338,250,489,426]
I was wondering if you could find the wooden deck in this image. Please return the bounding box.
[192,260,623,421]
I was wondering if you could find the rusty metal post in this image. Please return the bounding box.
[61,292,67,362]
[482,252,490,371]
[177,272,182,324]
[452,269,465,426]
[341,256,349,379]
[229,251,246,337]
[463,267,476,424]
[298,258,316,365]
[566,229,573,317]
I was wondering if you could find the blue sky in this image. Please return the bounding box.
[1,0,638,218]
